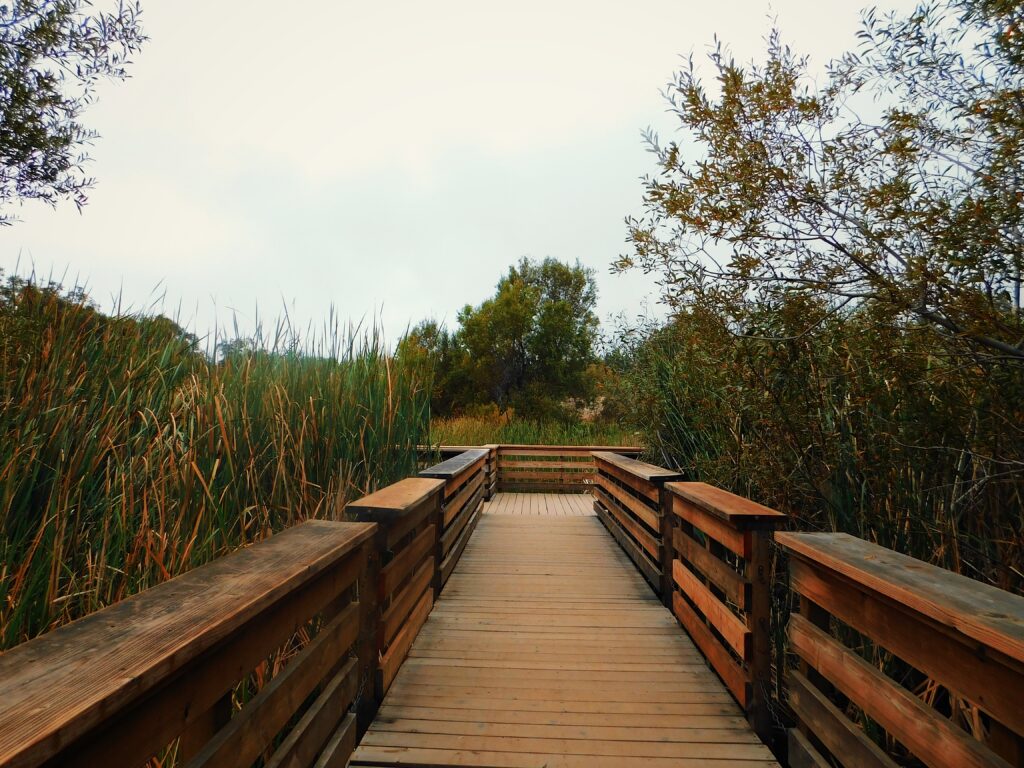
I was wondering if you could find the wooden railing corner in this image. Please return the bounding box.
[0,520,376,768]
[662,481,787,745]
[776,531,1024,768]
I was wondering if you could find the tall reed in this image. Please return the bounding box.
[0,275,431,648]
[430,413,639,447]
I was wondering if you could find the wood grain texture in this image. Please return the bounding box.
[778,532,1024,666]
[789,613,1011,768]
[351,495,777,767]
[0,521,374,768]
[665,483,785,525]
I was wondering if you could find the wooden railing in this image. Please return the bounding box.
[592,450,1024,766]
[419,448,488,588]
[665,481,786,742]
[346,477,442,701]
[0,521,376,768]
[590,450,787,742]
[591,451,682,596]
[497,444,642,493]
[777,532,1024,768]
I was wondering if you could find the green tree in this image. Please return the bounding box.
[0,1,145,223]
[458,258,599,417]
[619,0,1024,360]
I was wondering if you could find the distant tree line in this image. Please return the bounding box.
[400,257,602,421]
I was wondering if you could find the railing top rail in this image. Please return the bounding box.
[777,531,1024,664]
[498,443,643,452]
[346,477,444,517]
[419,448,488,478]
[0,520,375,768]
[591,451,683,482]
[666,481,786,526]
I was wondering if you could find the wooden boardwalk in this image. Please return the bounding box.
[483,491,595,516]
[350,493,779,767]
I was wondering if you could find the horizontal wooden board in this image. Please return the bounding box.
[789,556,1024,736]
[672,591,749,708]
[592,452,683,483]
[673,496,749,558]
[673,560,750,658]
[0,521,375,768]
[674,528,747,609]
[665,482,785,525]
[779,531,1024,667]
[346,478,444,518]
[789,613,1009,768]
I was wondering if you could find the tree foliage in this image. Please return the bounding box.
[0,1,145,223]
[401,258,600,419]
[611,0,1024,595]
[620,0,1024,360]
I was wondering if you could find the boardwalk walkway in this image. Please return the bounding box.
[350,492,780,767]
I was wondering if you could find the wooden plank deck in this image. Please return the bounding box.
[350,493,779,767]
[483,490,595,516]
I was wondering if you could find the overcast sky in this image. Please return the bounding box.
[2,0,915,347]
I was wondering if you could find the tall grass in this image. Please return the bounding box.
[613,303,1024,593]
[0,275,431,648]
[430,413,639,447]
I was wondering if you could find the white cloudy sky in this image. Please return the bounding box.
[2,0,915,345]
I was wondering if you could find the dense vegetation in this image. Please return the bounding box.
[401,257,603,421]
[0,274,430,647]
[610,0,1024,593]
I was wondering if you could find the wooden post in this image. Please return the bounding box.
[355,535,381,733]
[432,487,445,597]
[659,486,675,608]
[746,528,774,748]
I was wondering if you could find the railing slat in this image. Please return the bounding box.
[0,521,373,768]
[777,531,1024,665]
[789,613,1012,768]
[186,603,361,768]
[263,659,360,768]
[787,669,898,768]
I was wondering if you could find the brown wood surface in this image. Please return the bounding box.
[665,483,786,525]
[787,669,898,768]
[0,521,374,768]
[351,493,777,767]
[789,556,1024,736]
[594,486,661,559]
[346,478,445,519]
[789,613,1012,768]
[186,603,361,768]
[673,560,750,658]
[778,531,1024,666]
[379,523,435,599]
[595,474,660,530]
[263,658,359,768]
[592,451,683,483]
[787,728,830,768]
[311,713,357,768]
[674,528,747,608]
[673,495,750,558]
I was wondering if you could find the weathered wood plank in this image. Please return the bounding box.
[789,556,1024,736]
[665,482,785,525]
[263,658,359,768]
[353,495,776,767]
[789,613,1011,768]
[673,560,750,658]
[674,527,746,609]
[787,669,898,768]
[778,531,1024,666]
[0,521,374,768]
[186,603,360,768]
